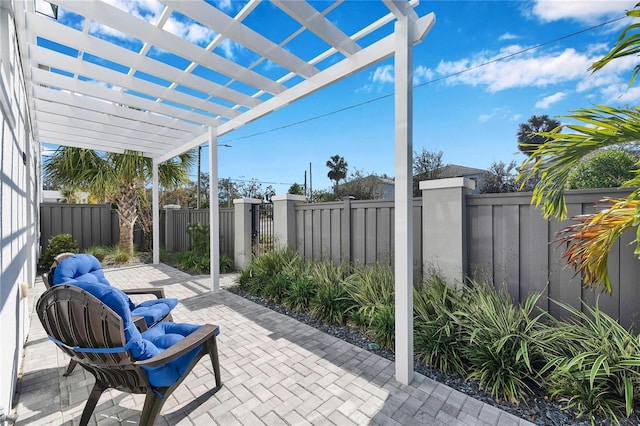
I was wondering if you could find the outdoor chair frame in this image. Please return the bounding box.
[37,284,222,426]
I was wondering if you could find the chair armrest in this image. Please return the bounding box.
[134,324,219,368]
[123,288,166,299]
[132,315,148,332]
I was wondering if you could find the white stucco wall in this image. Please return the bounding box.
[0,2,39,417]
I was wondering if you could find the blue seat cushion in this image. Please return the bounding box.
[132,298,179,326]
[141,322,203,387]
[67,282,204,388]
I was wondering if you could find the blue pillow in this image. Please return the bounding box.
[53,254,110,286]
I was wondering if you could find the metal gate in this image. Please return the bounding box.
[251,203,274,257]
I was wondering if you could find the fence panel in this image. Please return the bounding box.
[40,203,113,253]
[467,188,640,328]
[41,204,234,259]
[295,198,422,277]
[163,208,234,257]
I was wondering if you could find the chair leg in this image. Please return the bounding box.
[207,336,222,389]
[79,380,108,426]
[63,359,78,376]
[139,390,167,426]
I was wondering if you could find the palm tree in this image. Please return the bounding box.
[326,154,348,194]
[518,4,640,293]
[517,115,561,156]
[44,148,195,255]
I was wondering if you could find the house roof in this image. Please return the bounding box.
[439,164,487,178]
[16,0,434,162]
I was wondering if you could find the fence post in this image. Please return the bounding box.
[272,194,306,250]
[233,198,262,270]
[420,177,475,287]
[165,208,174,252]
[342,196,354,263]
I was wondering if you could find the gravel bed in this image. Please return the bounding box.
[226,286,638,426]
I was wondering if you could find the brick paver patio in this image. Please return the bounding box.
[15,263,533,425]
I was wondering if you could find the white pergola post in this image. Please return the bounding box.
[209,127,220,291]
[152,159,160,265]
[394,11,414,385]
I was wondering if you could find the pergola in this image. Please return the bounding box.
[15,0,435,384]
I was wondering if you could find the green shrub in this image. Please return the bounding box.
[174,250,210,273]
[370,304,395,350]
[346,263,394,327]
[237,268,253,290]
[284,274,316,312]
[413,275,468,375]
[457,281,544,403]
[220,255,234,273]
[186,223,210,255]
[309,261,352,324]
[263,273,292,303]
[85,245,111,262]
[110,246,132,264]
[39,234,79,269]
[537,300,640,423]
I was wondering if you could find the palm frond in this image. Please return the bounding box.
[518,105,640,220]
[556,197,639,293]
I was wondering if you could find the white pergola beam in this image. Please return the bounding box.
[35,111,178,149]
[32,86,206,135]
[34,99,194,142]
[27,12,261,109]
[166,1,318,79]
[53,0,287,96]
[215,12,435,138]
[30,46,240,120]
[30,68,220,127]
[272,1,360,56]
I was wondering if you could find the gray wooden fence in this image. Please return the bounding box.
[295,197,423,279]
[467,188,640,328]
[40,203,144,253]
[163,208,234,257]
[40,204,234,259]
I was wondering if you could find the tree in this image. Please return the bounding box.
[326,154,348,194]
[480,161,518,193]
[518,4,640,292]
[44,148,195,255]
[566,148,637,189]
[412,149,446,195]
[517,115,561,156]
[413,148,444,178]
[288,182,305,195]
[336,169,386,200]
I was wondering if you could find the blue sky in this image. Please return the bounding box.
[42,1,639,195]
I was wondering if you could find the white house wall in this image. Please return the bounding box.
[0,2,39,417]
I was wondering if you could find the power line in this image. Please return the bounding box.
[219,15,625,144]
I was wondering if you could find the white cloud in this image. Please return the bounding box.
[414,65,434,84]
[436,46,592,92]
[478,113,493,123]
[218,39,240,60]
[372,65,394,84]
[601,83,640,103]
[163,18,215,47]
[499,32,518,41]
[535,91,567,108]
[477,107,518,123]
[530,0,636,24]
